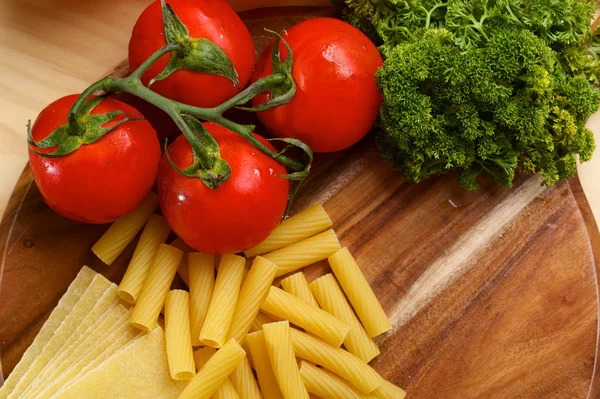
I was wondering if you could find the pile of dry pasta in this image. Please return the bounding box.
[91,193,406,398]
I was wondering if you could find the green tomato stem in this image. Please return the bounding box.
[67,77,114,135]
[108,73,304,171]
[212,73,286,115]
[66,42,305,187]
[212,115,299,168]
[129,42,181,81]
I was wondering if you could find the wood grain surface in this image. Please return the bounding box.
[1,6,600,399]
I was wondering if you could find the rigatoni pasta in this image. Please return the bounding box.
[263,321,310,399]
[245,203,332,257]
[299,361,368,399]
[92,192,158,265]
[165,290,196,380]
[246,331,284,399]
[328,248,391,338]
[290,328,383,394]
[179,339,245,399]
[16,202,408,399]
[281,272,319,307]
[213,381,241,399]
[119,214,171,303]
[310,274,380,363]
[193,347,241,399]
[262,229,341,277]
[371,380,407,399]
[261,286,350,347]
[193,346,214,371]
[242,341,254,369]
[170,237,194,286]
[229,356,263,399]
[227,256,278,344]
[188,252,215,346]
[130,244,183,331]
[250,312,277,333]
[200,254,246,348]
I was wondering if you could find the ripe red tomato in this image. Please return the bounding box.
[157,123,289,254]
[128,0,255,108]
[252,17,383,153]
[29,95,161,224]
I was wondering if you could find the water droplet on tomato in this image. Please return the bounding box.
[254,169,261,178]
[268,168,274,176]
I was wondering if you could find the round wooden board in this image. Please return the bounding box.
[2,6,600,399]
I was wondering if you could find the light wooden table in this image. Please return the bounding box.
[1,0,599,225]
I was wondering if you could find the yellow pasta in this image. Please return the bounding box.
[188,252,215,346]
[130,244,183,331]
[227,257,278,344]
[290,328,383,395]
[7,274,112,398]
[170,237,194,286]
[261,229,340,277]
[0,267,95,398]
[119,214,171,303]
[193,347,240,399]
[213,382,241,399]
[230,355,262,399]
[328,248,391,338]
[245,204,332,257]
[34,309,141,398]
[92,192,158,265]
[24,283,120,396]
[261,286,350,347]
[250,312,277,333]
[179,339,245,399]
[371,380,407,399]
[165,290,196,380]
[281,272,319,307]
[200,254,246,348]
[26,301,124,397]
[309,274,380,363]
[263,321,310,399]
[246,331,284,399]
[193,346,213,371]
[299,361,371,399]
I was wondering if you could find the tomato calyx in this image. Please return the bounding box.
[148,0,240,88]
[28,95,143,158]
[164,115,231,189]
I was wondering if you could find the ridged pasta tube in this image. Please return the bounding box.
[261,287,350,347]
[245,204,332,257]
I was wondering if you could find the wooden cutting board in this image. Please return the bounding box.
[1,6,600,399]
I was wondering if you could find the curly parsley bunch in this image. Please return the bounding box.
[345,0,599,188]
